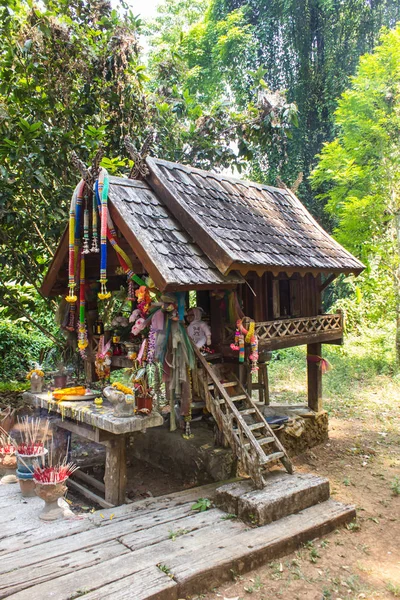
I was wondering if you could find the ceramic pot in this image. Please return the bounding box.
[54,374,67,389]
[16,448,48,496]
[35,481,68,521]
[17,472,36,497]
[16,448,47,474]
[136,395,152,414]
[0,454,17,484]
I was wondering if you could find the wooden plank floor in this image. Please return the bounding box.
[0,481,355,600]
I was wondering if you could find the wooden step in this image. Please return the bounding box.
[173,499,355,599]
[240,408,256,416]
[215,472,331,526]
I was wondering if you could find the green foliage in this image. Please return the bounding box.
[0,381,29,393]
[0,0,148,345]
[0,320,53,381]
[149,0,400,216]
[269,325,397,418]
[1,0,296,357]
[312,26,400,353]
[191,497,212,511]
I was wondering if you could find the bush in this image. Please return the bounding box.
[0,320,53,381]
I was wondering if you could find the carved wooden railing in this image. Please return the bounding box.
[223,313,343,344]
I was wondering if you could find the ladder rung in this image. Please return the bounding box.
[208,381,237,390]
[248,422,265,431]
[263,451,285,464]
[245,436,274,448]
[240,408,256,416]
[217,394,246,404]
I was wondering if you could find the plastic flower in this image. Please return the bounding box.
[98,292,111,300]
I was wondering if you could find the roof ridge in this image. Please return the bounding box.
[150,157,289,195]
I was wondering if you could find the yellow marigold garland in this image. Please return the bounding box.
[26,368,44,380]
[112,382,134,395]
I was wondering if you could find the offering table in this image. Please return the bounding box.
[23,391,163,507]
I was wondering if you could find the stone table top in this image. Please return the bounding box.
[23,392,164,435]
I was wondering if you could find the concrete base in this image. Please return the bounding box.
[128,422,237,486]
[263,405,329,456]
[215,471,330,526]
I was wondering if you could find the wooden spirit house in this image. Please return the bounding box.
[41,156,364,487]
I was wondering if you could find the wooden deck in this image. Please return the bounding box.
[0,480,355,600]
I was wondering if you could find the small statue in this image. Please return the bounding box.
[27,365,45,394]
[103,386,135,418]
[187,307,212,348]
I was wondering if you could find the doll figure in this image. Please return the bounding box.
[187,307,212,348]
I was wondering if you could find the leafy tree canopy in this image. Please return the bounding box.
[311,25,400,356]
[0,0,296,351]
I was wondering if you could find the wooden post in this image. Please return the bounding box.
[261,361,270,405]
[104,434,127,506]
[307,342,322,412]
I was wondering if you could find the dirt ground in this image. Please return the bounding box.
[196,415,400,600]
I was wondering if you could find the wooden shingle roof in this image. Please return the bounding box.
[108,178,244,290]
[147,158,364,276]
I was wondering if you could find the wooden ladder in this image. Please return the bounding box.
[193,344,293,489]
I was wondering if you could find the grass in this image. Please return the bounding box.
[0,381,30,393]
[387,581,400,597]
[391,476,400,496]
[268,323,399,426]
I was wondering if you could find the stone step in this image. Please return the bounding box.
[215,472,330,526]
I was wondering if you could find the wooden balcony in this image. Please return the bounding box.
[222,313,343,351]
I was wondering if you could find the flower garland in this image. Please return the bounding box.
[26,368,44,380]
[95,336,112,380]
[112,382,134,395]
[230,318,259,373]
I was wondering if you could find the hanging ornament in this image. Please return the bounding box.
[96,168,111,300]
[90,183,99,253]
[238,334,245,363]
[66,303,76,332]
[77,251,88,355]
[230,318,259,372]
[82,190,90,254]
[127,278,135,302]
[66,181,84,302]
